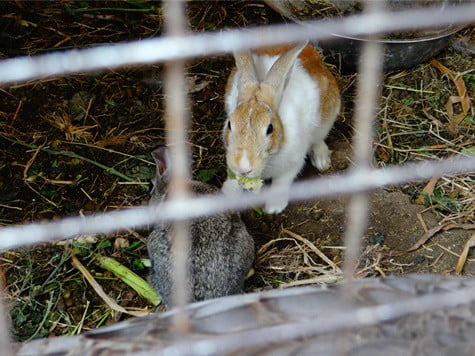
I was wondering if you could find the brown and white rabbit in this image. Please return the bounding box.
[222,42,341,214]
[147,146,255,306]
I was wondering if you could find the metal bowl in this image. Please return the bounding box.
[264,0,466,71]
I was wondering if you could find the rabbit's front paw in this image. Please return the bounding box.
[222,178,242,195]
[310,141,332,171]
[264,200,288,214]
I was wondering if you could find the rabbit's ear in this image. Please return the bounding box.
[151,146,169,177]
[262,41,308,107]
[234,51,259,103]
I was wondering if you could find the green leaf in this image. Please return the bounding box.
[126,240,142,251]
[132,259,145,270]
[462,74,475,87]
[253,207,264,216]
[197,169,218,183]
[401,97,414,106]
[97,239,112,249]
[41,190,58,199]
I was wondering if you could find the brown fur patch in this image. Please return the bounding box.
[249,44,341,123]
[298,45,341,124]
[225,67,237,113]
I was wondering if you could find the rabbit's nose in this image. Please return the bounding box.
[236,153,253,176]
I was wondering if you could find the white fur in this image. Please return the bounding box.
[238,152,252,174]
[225,53,335,213]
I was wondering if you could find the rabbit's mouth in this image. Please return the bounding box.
[227,167,260,180]
[226,149,265,178]
[227,168,264,192]
[229,165,264,180]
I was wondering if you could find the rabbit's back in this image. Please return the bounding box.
[147,180,254,305]
[147,226,173,305]
[189,213,254,301]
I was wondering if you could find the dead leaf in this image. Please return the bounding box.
[408,223,475,252]
[426,144,448,149]
[430,59,472,133]
[95,134,129,147]
[445,95,468,129]
[456,234,475,275]
[376,146,390,162]
[114,237,130,250]
[431,59,470,113]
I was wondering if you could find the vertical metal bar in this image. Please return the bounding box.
[343,0,385,280]
[0,277,13,356]
[162,0,192,331]
[0,304,12,356]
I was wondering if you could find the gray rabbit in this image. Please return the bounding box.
[147,146,255,306]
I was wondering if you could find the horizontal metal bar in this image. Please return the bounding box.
[0,4,474,85]
[159,278,475,355]
[0,155,473,250]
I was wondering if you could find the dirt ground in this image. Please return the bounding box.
[246,142,475,293]
[0,1,473,341]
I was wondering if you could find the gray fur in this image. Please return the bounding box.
[147,147,255,306]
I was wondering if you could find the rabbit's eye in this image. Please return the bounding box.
[266,124,273,135]
[227,121,232,131]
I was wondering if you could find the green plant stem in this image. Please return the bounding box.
[95,254,160,306]
[0,134,138,183]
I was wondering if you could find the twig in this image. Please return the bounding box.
[10,99,23,125]
[0,204,22,211]
[279,275,342,288]
[0,133,140,183]
[408,223,475,251]
[72,300,90,336]
[65,141,154,165]
[25,291,56,342]
[23,145,59,208]
[49,149,136,183]
[384,84,435,94]
[282,228,342,274]
[416,207,433,233]
[66,7,157,14]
